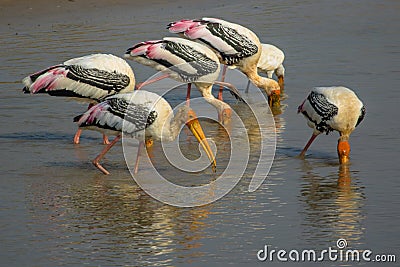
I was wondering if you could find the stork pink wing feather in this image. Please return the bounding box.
[167,19,201,33]
[130,41,172,62]
[128,41,158,57]
[128,45,149,56]
[145,42,169,59]
[30,67,68,93]
[184,24,209,39]
[78,101,109,125]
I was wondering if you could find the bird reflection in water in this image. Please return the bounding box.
[298,160,365,246]
[27,173,215,264]
[84,179,214,262]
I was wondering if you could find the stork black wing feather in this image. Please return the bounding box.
[164,41,219,82]
[205,23,258,65]
[107,98,158,130]
[307,92,338,121]
[66,65,130,94]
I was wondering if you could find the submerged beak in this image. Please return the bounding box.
[185,113,217,172]
[278,76,284,91]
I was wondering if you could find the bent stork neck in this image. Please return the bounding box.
[244,68,278,96]
[195,83,231,113]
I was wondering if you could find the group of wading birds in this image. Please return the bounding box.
[23,17,366,175]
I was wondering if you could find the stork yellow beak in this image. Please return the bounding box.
[185,111,217,172]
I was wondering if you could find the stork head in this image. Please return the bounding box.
[337,139,351,164]
[218,108,232,126]
[266,79,281,107]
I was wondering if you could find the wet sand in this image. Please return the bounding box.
[1,0,225,32]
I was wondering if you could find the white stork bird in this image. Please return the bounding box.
[124,37,242,125]
[245,43,285,93]
[22,53,135,144]
[167,17,281,106]
[297,86,366,164]
[74,90,216,175]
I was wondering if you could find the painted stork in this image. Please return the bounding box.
[297,86,366,164]
[22,53,135,144]
[245,43,285,93]
[74,90,216,175]
[124,37,242,125]
[167,17,281,106]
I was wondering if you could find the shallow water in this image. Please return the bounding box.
[1,0,399,266]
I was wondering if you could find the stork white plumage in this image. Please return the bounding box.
[167,17,281,106]
[22,53,135,144]
[74,90,216,175]
[297,86,366,164]
[124,37,241,124]
[245,43,285,93]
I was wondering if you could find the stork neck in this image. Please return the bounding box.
[161,113,184,142]
[245,69,277,96]
[339,134,350,142]
[197,84,231,113]
[203,96,230,112]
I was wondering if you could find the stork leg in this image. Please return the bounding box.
[186,83,192,106]
[245,79,251,94]
[136,74,170,90]
[92,134,121,175]
[299,133,319,157]
[218,65,228,100]
[73,129,83,144]
[134,141,145,174]
[102,134,110,145]
[74,103,99,144]
[183,83,193,139]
